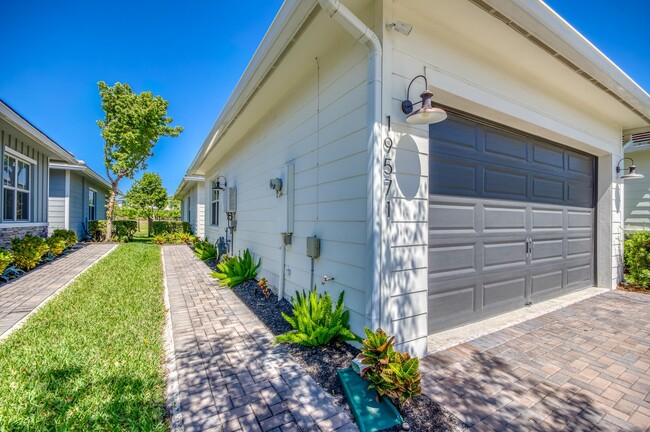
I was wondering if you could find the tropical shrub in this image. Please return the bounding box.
[212,249,261,287]
[113,220,137,242]
[194,240,217,261]
[52,229,78,247]
[359,328,422,410]
[88,220,107,241]
[0,249,14,275]
[151,221,192,236]
[152,235,166,245]
[46,237,67,256]
[11,234,49,270]
[275,288,359,347]
[624,231,650,288]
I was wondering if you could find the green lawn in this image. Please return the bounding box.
[0,243,167,431]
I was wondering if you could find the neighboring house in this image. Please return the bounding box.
[175,0,650,355]
[623,131,650,229]
[0,100,81,247]
[48,162,111,239]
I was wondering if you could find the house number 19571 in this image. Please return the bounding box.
[383,137,393,219]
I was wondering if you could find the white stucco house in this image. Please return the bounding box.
[176,0,650,355]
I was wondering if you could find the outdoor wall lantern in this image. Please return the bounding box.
[401,75,447,125]
[213,176,227,191]
[616,157,644,180]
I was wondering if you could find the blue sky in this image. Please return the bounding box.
[0,0,648,196]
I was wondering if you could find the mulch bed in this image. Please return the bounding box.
[204,260,465,431]
[617,282,650,294]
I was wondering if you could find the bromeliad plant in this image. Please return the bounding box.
[359,328,422,410]
[275,287,360,347]
[194,240,217,261]
[212,249,261,287]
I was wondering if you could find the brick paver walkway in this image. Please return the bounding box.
[422,290,650,431]
[0,243,116,338]
[163,245,357,432]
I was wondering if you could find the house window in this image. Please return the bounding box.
[186,196,191,221]
[211,181,219,226]
[88,189,97,221]
[3,154,30,221]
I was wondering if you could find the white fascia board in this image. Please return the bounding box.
[479,0,650,123]
[185,0,317,174]
[0,101,78,163]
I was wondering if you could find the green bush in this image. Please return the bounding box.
[113,220,137,242]
[88,220,107,241]
[212,249,260,287]
[52,229,78,247]
[0,249,14,275]
[89,220,138,242]
[11,234,49,271]
[152,232,198,245]
[46,237,67,256]
[151,221,192,236]
[275,287,359,347]
[359,328,421,410]
[624,231,650,288]
[194,240,217,261]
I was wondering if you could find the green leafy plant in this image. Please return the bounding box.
[212,249,261,287]
[0,249,14,275]
[112,220,138,242]
[46,237,67,256]
[11,234,49,271]
[624,231,650,288]
[151,221,192,236]
[152,235,166,245]
[88,220,107,241]
[275,287,359,347]
[194,240,217,261]
[52,229,78,247]
[359,328,422,410]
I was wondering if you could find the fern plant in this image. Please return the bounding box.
[275,287,359,347]
[212,249,261,287]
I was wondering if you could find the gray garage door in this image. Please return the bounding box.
[428,112,595,334]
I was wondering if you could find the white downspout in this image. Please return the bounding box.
[318,0,383,331]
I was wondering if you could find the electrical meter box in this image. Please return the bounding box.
[306,236,320,258]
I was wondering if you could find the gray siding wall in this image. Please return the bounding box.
[0,118,50,223]
[624,149,650,229]
[48,170,66,235]
[69,172,84,237]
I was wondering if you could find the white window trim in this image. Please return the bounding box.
[4,146,37,165]
[210,177,220,227]
[88,187,97,220]
[3,154,32,222]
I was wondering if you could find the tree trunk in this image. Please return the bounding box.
[105,184,118,242]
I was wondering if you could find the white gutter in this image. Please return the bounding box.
[318,0,383,331]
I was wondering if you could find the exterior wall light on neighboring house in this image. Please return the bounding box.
[401,75,447,124]
[212,176,227,191]
[616,158,644,180]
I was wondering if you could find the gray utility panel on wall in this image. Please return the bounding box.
[427,111,595,334]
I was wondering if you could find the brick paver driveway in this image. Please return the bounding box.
[0,243,116,339]
[421,290,650,431]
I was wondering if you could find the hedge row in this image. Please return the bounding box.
[151,221,192,236]
[88,220,138,242]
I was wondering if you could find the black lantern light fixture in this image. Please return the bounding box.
[616,157,644,180]
[213,176,227,191]
[401,75,447,125]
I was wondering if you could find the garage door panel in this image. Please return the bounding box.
[485,129,528,162]
[530,238,564,263]
[428,112,594,334]
[428,244,475,277]
[531,270,564,296]
[430,158,477,194]
[483,240,528,269]
[429,202,476,232]
[483,205,526,231]
[483,276,527,308]
[532,176,565,202]
[532,208,564,230]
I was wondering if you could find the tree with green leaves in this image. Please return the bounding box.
[97,81,182,241]
[126,172,169,219]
